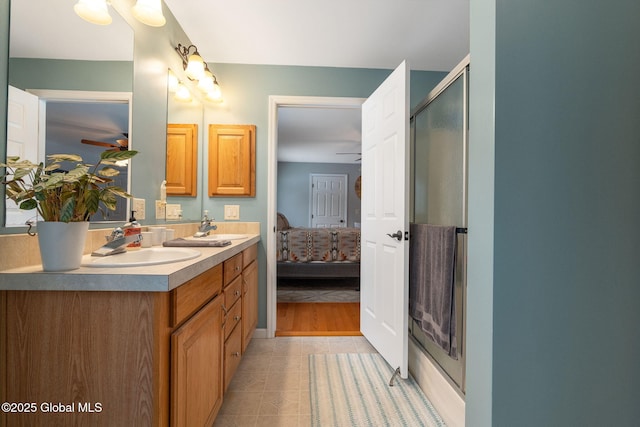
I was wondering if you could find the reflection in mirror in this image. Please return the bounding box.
[165,69,203,222]
[5,0,134,227]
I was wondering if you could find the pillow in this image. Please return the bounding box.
[277,212,291,230]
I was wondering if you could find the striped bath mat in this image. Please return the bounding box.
[309,353,446,427]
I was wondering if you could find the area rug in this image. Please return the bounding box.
[309,353,446,427]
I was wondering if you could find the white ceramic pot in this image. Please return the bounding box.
[37,221,90,271]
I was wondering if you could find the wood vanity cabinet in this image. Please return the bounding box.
[170,265,224,427]
[208,124,256,197]
[242,244,259,352]
[221,244,259,390]
[1,262,236,427]
[0,244,259,426]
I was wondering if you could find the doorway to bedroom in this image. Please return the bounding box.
[270,96,365,336]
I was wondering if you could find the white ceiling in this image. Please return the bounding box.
[8,0,470,164]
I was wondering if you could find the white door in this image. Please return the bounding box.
[6,86,40,227]
[360,61,410,378]
[310,174,347,227]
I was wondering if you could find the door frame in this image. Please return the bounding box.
[266,95,365,337]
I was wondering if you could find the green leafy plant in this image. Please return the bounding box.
[1,150,138,222]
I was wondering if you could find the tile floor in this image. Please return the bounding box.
[213,336,378,427]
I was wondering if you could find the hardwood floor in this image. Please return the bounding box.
[276,302,361,336]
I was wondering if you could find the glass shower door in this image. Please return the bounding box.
[411,66,468,393]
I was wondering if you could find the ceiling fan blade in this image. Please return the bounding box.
[116,139,129,148]
[81,139,117,148]
[336,152,362,155]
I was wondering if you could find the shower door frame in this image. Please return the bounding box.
[409,55,470,395]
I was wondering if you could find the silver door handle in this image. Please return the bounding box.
[387,230,403,241]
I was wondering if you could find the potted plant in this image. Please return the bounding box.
[1,149,138,271]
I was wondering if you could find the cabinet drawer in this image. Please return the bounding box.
[224,275,242,308]
[242,244,257,268]
[223,253,243,285]
[224,324,243,391]
[172,264,222,327]
[224,299,242,340]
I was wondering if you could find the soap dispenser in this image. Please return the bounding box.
[124,211,142,249]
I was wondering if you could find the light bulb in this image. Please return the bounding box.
[197,70,215,93]
[185,54,205,80]
[175,83,192,102]
[132,0,166,27]
[74,0,112,25]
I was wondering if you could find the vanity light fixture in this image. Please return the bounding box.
[74,0,112,25]
[74,0,166,27]
[175,82,193,102]
[175,43,223,102]
[131,0,166,27]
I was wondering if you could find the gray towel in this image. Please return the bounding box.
[409,223,458,359]
[163,238,231,247]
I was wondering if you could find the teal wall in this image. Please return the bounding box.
[277,162,362,228]
[8,59,132,91]
[468,0,640,425]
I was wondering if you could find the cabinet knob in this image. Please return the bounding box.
[233,351,240,357]
[234,315,240,321]
[235,266,240,271]
[235,290,241,297]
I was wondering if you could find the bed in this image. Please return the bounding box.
[276,213,361,278]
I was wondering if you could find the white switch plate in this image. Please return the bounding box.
[132,198,145,220]
[224,205,240,220]
[166,204,182,220]
[155,200,166,220]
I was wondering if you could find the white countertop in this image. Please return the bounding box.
[0,234,260,292]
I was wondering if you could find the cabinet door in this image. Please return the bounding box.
[171,295,224,427]
[208,124,256,197]
[242,259,259,352]
[167,123,198,196]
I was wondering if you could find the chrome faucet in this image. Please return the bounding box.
[91,227,142,257]
[194,211,217,238]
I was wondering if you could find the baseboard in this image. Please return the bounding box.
[408,338,465,427]
[254,328,268,339]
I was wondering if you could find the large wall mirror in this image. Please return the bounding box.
[5,0,134,227]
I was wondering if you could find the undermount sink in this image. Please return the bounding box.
[197,234,247,241]
[83,248,201,268]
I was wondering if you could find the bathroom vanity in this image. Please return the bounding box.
[0,234,259,427]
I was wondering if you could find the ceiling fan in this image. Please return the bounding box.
[81,134,129,151]
[336,152,361,161]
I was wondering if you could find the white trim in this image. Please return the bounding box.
[266,95,366,338]
[409,338,466,427]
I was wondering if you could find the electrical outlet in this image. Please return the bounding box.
[155,200,166,220]
[166,204,182,220]
[224,205,240,220]
[132,198,145,220]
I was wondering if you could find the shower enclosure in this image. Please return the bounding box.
[410,56,469,395]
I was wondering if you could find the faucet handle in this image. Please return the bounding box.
[106,227,125,242]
